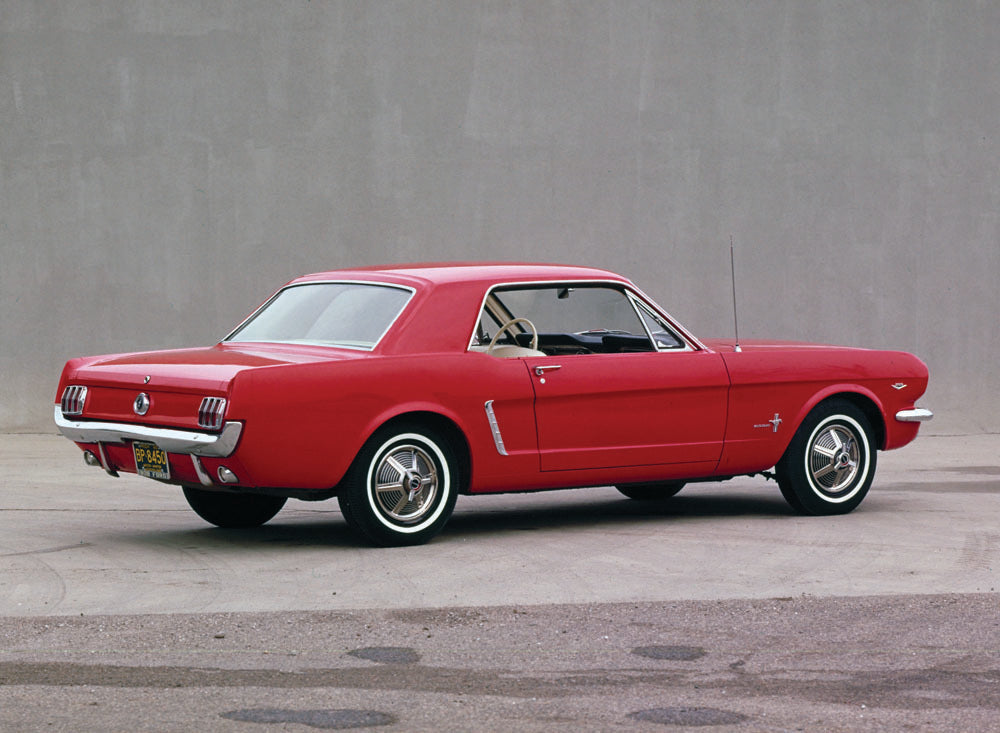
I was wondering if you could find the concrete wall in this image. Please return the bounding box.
[2,1,997,434]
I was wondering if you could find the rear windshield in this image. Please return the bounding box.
[226,282,412,350]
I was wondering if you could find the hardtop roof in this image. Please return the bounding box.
[288,263,629,289]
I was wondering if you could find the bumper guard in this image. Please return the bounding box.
[895,407,934,423]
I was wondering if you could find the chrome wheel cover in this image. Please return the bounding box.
[372,444,439,524]
[808,422,862,496]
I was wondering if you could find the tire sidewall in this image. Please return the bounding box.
[182,486,286,528]
[779,401,876,515]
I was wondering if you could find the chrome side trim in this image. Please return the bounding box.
[54,406,243,457]
[191,456,214,487]
[484,400,508,456]
[895,407,934,423]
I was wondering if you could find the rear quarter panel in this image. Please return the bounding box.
[225,352,540,491]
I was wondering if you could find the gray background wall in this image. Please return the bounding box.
[2,1,997,435]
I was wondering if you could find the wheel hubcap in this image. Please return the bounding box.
[809,425,861,495]
[373,445,439,523]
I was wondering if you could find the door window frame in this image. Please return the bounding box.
[467,280,702,354]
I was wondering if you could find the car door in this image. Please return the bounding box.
[475,282,730,472]
[524,349,729,471]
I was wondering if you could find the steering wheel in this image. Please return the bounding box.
[488,318,539,353]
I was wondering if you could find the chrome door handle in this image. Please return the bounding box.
[534,365,562,376]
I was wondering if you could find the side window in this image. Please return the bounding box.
[472,311,503,347]
[471,284,689,356]
[475,285,678,355]
[471,295,512,348]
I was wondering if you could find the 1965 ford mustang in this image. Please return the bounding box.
[55,263,932,546]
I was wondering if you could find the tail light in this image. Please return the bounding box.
[60,386,88,416]
[198,397,227,430]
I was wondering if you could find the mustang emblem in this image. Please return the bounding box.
[754,414,783,433]
[892,383,907,390]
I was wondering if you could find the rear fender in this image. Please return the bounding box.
[352,405,474,493]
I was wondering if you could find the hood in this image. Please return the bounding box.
[701,338,863,354]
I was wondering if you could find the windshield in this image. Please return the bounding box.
[494,286,644,334]
[226,282,412,350]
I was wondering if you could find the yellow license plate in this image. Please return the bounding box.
[133,441,170,480]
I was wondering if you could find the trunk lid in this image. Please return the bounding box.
[62,343,361,430]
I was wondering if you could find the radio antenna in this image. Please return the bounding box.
[730,235,742,353]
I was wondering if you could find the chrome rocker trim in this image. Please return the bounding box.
[895,408,934,423]
[54,406,243,457]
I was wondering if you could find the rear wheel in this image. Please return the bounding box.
[338,423,458,546]
[182,486,286,528]
[616,482,686,500]
[775,399,876,515]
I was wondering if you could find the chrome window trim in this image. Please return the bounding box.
[223,280,417,352]
[625,291,691,352]
[466,279,702,353]
[54,406,243,458]
[625,283,708,351]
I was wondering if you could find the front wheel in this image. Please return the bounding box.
[182,487,286,528]
[775,399,877,515]
[338,424,459,546]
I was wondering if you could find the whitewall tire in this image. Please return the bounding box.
[339,424,458,546]
[776,399,876,516]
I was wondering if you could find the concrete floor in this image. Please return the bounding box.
[1,433,998,731]
[1,434,998,615]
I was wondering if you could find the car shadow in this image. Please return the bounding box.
[444,491,796,538]
[106,515,367,550]
[104,488,796,551]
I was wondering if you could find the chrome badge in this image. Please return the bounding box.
[133,392,151,416]
[144,375,151,384]
[753,413,783,433]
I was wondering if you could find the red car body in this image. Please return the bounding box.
[55,263,932,545]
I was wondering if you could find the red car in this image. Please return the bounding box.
[55,263,932,546]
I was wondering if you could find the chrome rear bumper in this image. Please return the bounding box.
[53,406,243,457]
[895,407,934,423]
